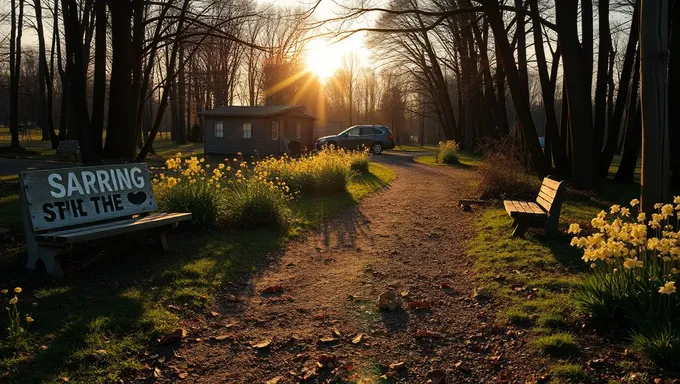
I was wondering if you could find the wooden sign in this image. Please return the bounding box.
[21,163,157,231]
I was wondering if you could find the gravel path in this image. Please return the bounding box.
[152,153,542,383]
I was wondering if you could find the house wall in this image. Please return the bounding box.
[203,112,314,156]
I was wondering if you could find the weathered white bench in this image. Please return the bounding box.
[56,140,79,159]
[503,176,566,237]
[19,163,191,278]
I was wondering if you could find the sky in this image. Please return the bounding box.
[257,0,381,77]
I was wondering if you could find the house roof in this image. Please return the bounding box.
[198,105,315,119]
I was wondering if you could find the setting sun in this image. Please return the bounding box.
[305,39,343,80]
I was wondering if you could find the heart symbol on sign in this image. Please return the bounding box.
[127,191,147,205]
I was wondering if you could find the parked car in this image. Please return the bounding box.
[315,125,395,154]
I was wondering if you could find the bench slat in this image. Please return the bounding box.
[542,178,561,190]
[36,212,191,244]
[504,200,547,218]
[536,195,552,212]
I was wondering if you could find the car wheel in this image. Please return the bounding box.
[371,143,383,155]
[327,141,337,150]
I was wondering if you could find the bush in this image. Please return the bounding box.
[437,140,459,164]
[189,123,204,143]
[569,198,680,368]
[255,147,368,195]
[224,179,291,229]
[155,175,223,228]
[476,139,538,200]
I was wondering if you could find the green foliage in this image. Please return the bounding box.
[156,177,223,228]
[224,179,292,229]
[255,147,368,195]
[1,288,34,354]
[569,200,680,368]
[437,140,459,164]
[631,329,680,370]
[550,364,588,382]
[533,333,580,357]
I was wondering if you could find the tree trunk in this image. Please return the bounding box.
[639,0,670,211]
[62,0,97,163]
[615,66,641,184]
[8,0,24,149]
[34,0,56,144]
[530,0,568,174]
[600,2,640,176]
[592,0,610,168]
[556,0,596,189]
[90,0,107,154]
[669,0,680,196]
[176,44,187,144]
[486,0,551,176]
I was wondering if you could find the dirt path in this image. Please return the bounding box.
[155,154,539,383]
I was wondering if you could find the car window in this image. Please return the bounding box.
[347,128,361,136]
[373,128,384,135]
[360,128,375,136]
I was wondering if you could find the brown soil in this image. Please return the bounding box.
[147,153,544,383]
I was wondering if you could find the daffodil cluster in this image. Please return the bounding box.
[3,286,36,343]
[570,197,680,296]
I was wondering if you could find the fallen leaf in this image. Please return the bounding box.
[252,339,272,349]
[414,330,443,339]
[61,378,69,383]
[454,361,471,373]
[407,300,432,310]
[39,345,48,351]
[317,337,339,345]
[266,376,282,384]
[211,335,231,341]
[312,313,327,320]
[224,321,239,328]
[389,361,406,370]
[332,328,342,338]
[225,294,241,302]
[209,311,220,317]
[159,328,187,345]
[178,372,188,379]
[261,285,284,294]
[351,333,364,344]
[153,367,162,378]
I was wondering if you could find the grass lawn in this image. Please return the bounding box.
[389,144,437,152]
[467,181,644,378]
[0,162,395,384]
[413,151,482,168]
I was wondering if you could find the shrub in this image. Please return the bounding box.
[437,140,459,164]
[155,156,223,228]
[255,147,368,195]
[189,123,204,143]
[224,178,291,229]
[569,198,680,368]
[476,139,538,200]
[631,329,680,370]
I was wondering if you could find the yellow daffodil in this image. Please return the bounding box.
[658,281,676,294]
[9,296,18,305]
[14,287,22,294]
[26,316,34,323]
[568,223,581,235]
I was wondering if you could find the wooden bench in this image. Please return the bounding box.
[19,163,191,278]
[503,176,566,237]
[56,140,79,159]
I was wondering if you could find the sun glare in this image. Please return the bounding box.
[305,39,342,80]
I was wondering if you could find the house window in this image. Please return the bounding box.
[215,121,224,138]
[243,123,252,139]
[296,123,302,140]
[272,121,279,140]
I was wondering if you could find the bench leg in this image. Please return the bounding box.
[512,220,528,238]
[26,245,66,279]
[155,230,170,251]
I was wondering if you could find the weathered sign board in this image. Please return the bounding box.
[21,163,157,231]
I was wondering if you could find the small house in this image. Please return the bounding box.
[199,105,315,156]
